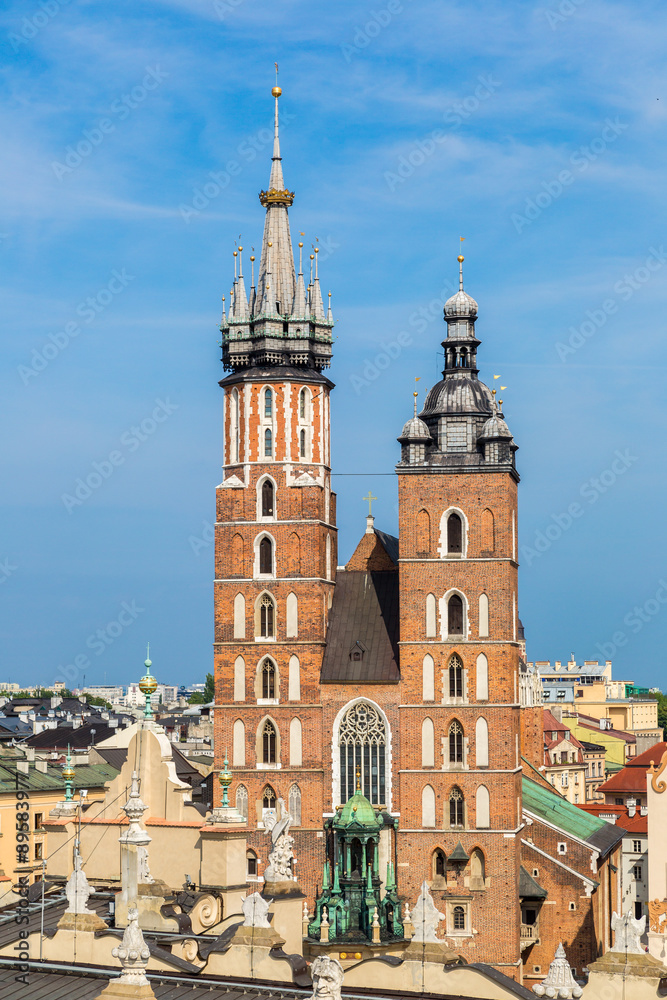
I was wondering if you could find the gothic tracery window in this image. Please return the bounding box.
[261,658,276,699]
[262,721,277,764]
[259,595,275,637]
[264,388,273,418]
[339,702,387,806]
[264,428,273,457]
[448,654,463,698]
[289,783,302,826]
[236,783,248,820]
[449,786,464,827]
[448,721,464,763]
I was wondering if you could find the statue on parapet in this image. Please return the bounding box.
[264,797,295,882]
[611,909,646,955]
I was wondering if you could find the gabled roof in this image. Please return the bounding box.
[24,721,118,750]
[578,803,648,834]
[320,569,399,684]
[522,775,623,857]
[596,743,667,797]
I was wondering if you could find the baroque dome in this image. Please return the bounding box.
[444,289,478,319]
[421,376,493,418]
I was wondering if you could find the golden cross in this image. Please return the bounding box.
[363,491,377,516]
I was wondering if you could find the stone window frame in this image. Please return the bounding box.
[254,591,277,641]
[255,654,280,704]
[438,506,469,559]
[439,590,469,641]
[446,898,472,938]
[256,716,281,769]
[254,531,276,579]
[256,474,278,522]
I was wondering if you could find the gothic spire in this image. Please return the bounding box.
[256,85,296,317]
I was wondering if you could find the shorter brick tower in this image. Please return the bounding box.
[213,86,337,885]
[394,255,523,976]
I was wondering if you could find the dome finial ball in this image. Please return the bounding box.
[457,255,464,263]
[272,86,282,98]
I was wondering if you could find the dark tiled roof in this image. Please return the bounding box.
[519,865,548,899]
[320,570,399,684]
[92,744,204,787]
[24,722,117,750]
[374,530,399,565]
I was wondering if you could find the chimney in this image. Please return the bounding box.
[25,747,35,762]
[17,761,29,774]
[627,798,636,817]
[640,805,648,816]
[35,760,47,773]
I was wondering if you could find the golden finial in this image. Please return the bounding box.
[268,241,273,247]
[355,766,361,792]
[457,255,464,263]
[328,291,331,298]
[298,241,303,248]
[272,62,281,97]
[314,246,319,253]
[250,255,255,262]
[238,245,243,252]
[233,250,237,256]
[310,253,314,260]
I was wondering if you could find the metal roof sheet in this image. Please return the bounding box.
[522,775,623,857]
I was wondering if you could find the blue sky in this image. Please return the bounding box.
[2,0,666,690]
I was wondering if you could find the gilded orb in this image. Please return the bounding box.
[272,86,282,98]
[139,659,158,696]
[62,764,75,781]
[457,254,465,263]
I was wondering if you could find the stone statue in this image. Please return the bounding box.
[264,797,295,882]
[310,955,344,1000]
[411,881,445,943]
[64,852,93,915]
[112,906,151,985]
[242,891,271,929]
[533,942,582,999]
[611,909,646,954]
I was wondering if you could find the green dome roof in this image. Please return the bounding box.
[334,790,382,830]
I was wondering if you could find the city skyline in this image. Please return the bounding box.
[2,1,667,688]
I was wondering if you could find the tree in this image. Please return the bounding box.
[655,692,667,735]
[188,673,214,705]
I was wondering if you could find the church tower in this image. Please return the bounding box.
[395,256,523,975]
[213,86,336,870]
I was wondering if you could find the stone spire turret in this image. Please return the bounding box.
[220,83,334,372]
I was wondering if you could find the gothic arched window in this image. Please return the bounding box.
[261,479,274,517]
[259,536,273,574]
[289,783,301,826]
[449,787,464,828]
[264,388,273,418]
[448,721,464,763]
[262,785,276,810]
[339,702,387,806]
[448,594,464,635]
[453,905,466,930]
[300,429,306,458]
[264,427,273,457]
[449,654,463,699]
[434,849,446,877]
[261,659,276,700]
[447,513,463,553]
[299,388,307,419]
[236,783,248,820]
[259,595,275,638]
[262,721,277,764]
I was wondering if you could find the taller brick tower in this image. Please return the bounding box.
[213,86,336,874]
[395,255,523,976]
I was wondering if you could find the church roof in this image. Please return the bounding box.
[334,788,383,830]
[320,570,399,684]
[522,775,623,858]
